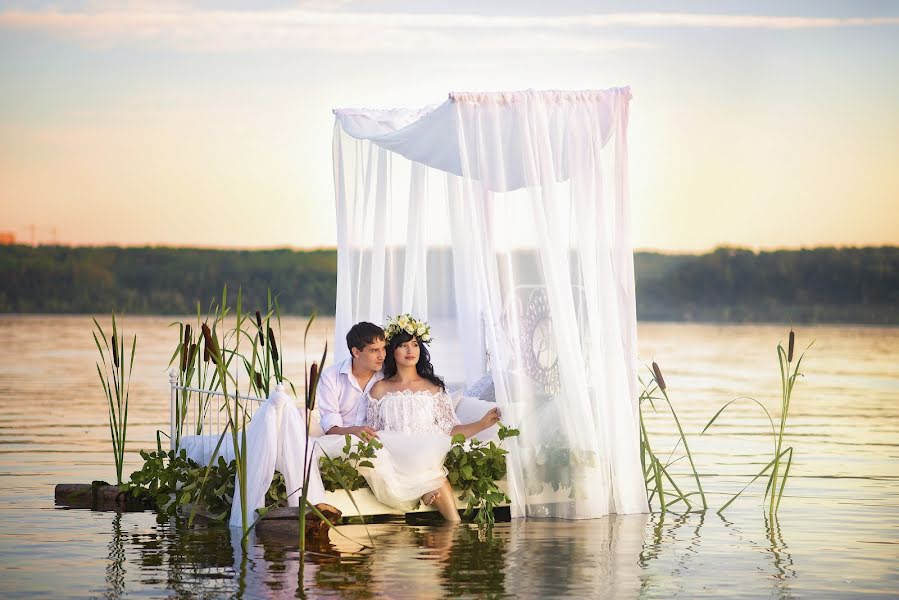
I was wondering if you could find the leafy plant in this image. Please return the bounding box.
[320,435,383,492]
[121,443,288,521]
[703,329,811,515]
[120,447,196,515]
[92,313,136,486]
[445,423,519,524]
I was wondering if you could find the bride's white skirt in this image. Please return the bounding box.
[358,431,452,511]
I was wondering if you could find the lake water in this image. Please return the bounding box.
[0,315,896,598]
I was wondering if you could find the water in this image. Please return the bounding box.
[0,315,896,598]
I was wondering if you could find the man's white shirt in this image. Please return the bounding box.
[316,357,384,433]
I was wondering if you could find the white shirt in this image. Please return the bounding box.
[316,357,384,433]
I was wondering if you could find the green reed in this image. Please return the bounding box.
[639,361,706,513]
[92,314,136,486]
[703,329,811,515]
[239,290,284,400]
[168,299,224,447]
[188,286,254,545]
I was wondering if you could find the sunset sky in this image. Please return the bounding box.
[1,1,897,252]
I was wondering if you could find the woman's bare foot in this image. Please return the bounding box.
[431,480,462,522]
[421,489,440,506]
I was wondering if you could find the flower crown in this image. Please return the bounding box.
[384,313,433,344]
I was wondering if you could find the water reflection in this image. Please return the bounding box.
[104,513,125,599]
[764,513,796,597]
[100,514,654,598]
[126,516,239,598]
[505,516,648,598]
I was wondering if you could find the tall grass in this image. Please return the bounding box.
[92,314,136,486]
[188,286,254,544]
[703,329,811,515]
[169,301,222,448]
[639,361,706,513]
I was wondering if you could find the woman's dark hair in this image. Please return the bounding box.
[383,331,445,391]
[346,321,385,354]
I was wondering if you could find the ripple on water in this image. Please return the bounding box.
[0,317,896,598]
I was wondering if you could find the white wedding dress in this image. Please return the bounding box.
[358,389,461,510]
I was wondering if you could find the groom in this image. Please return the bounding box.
[316,321,386,441]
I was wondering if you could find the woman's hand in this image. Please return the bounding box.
[450,406,502,438]
[479,407,501,429]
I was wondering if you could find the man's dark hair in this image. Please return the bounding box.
[346,322,385,354]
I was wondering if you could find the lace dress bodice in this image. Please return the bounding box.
[366,389,460,436]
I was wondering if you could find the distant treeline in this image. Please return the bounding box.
[1,245,897,324]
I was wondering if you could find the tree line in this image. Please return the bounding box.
[1,245,897,324]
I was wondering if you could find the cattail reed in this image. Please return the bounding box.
[201,323,220,364]
[788,329,795,362]
[203,342,210,363]
[255,372,263,390]
[92,314,135,486]
[255,311,264,346]
[652,361,666,391]
[268,326,279,361]
[188,343,198,367]
[181,325,192,372]
[308,362,319,409]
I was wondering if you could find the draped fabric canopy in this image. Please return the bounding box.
[332,88,648,518]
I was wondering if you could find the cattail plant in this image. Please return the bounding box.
[190,286,254,545]
[240,290,286,399]
[703,329,811,515]
[639,362,706,513]
[92,314,136,486]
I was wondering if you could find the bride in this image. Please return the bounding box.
[359,314,500,522]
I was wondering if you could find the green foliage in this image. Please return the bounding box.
[636,246,899,324]
[5,245,899,323]
[120,446,288,521]
[120,447,197,516]
[0,245,336,315]
[320,435,383,492]
[444,424,520,524]
[525,446,596,497]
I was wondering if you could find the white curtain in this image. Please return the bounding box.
[229,385,325,528]
[332,89,648,518]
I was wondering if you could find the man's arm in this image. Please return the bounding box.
[326,424,379,440]
[317,368,378,440]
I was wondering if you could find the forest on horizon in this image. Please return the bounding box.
[1,245,897,325]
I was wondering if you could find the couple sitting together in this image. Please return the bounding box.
[311,316,501,522]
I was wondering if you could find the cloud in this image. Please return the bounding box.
[0,6,897,52]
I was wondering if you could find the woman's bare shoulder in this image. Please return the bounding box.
[369,377,397,400]
[421,381,443,394]
[369,380,387,400]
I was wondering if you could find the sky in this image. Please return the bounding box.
[1,0,898,252]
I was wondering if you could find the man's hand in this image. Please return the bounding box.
[351,425,379,441]
[326,425,379,440]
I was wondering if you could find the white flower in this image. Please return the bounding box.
[416,324,427,336]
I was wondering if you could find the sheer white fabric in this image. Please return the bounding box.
[332,88,648,518]
[229,385,325,528]
[359,390,459,510]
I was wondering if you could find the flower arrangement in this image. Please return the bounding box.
[384,313,433,343]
